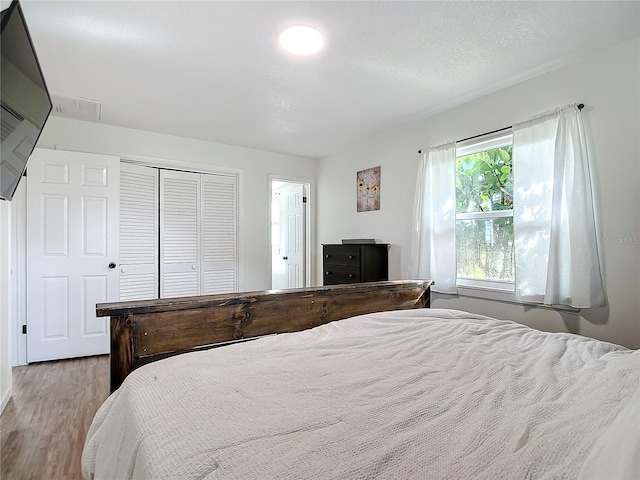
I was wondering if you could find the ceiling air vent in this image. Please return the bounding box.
[51,94,102,122]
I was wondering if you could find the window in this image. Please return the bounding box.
[455,132,514,291]
[411,104,604,307]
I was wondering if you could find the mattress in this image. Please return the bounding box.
[82,308,640,479]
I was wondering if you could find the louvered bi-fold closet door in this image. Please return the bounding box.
[160,170,201,298]
[119,163,159,301]
[201,174,237,294]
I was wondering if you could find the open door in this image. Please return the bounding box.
[271,180,309,290]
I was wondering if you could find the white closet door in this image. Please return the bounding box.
[160,170,200,298]
[119,163,158,301]
[201,174,237,294]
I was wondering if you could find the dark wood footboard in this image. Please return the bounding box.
[97,280,433,392]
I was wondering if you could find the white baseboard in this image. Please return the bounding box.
[0,386,12,416]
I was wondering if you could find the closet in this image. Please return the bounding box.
[120,163,237,301]
[23,151,238,363]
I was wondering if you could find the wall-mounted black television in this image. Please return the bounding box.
[1,0,52,201]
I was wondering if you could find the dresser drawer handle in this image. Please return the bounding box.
[348,274,354,278]
[348,255,354,259]
[325,254,331,258]
[325,271,331,275]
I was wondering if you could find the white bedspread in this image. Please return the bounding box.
[82,309,640,479]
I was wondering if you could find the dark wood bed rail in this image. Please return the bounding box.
[97,280,433,392]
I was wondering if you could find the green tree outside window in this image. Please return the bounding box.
[456,146,514,282]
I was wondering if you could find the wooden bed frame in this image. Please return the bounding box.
[97,280,433,392]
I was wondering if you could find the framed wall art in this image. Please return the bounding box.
[356,166,381,212]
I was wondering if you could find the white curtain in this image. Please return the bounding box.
[512,113,558,302]
[409,143,457,293]
[513,105,604,307]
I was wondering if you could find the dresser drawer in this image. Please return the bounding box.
[323,265,361,284]
[323,245,360,266]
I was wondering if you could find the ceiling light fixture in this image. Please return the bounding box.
[279,25,324,56]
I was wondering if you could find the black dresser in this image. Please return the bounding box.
[322,244,389,285]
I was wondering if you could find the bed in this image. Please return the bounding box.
[83,281,639,479]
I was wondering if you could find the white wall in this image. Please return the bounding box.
[0,199,12,413]
[317,37,640,349]
[37,117,317,292]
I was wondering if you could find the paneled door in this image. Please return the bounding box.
[283,183,305,288]
[26,148,119,362]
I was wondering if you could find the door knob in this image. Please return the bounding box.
[283,256,288,260]
[108,262,116,269]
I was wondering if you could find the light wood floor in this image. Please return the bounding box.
[0,355,109,480]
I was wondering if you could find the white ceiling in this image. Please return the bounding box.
[15,1,640,159]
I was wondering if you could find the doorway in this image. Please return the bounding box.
[270,178,311,290]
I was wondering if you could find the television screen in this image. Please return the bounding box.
[1,0,52,201]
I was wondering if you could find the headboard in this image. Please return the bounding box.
[97,280,433,392]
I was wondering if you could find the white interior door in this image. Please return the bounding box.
[119,163,159,301]
[283,183,305,288]
[26,148,119,362]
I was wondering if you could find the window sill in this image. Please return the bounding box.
[454,285,581,313]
